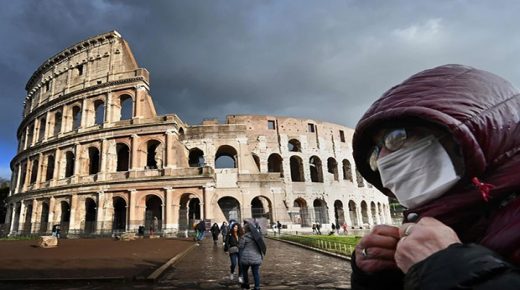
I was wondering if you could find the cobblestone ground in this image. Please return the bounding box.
[156,237,352,290]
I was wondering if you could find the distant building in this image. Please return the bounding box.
[6,31,390,236]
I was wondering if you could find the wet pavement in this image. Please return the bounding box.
[0,236,353,290]
[156,237,352,289]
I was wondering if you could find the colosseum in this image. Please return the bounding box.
[6,31,391,237]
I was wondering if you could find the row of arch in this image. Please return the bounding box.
[7,192,388,236]
[20,94,134,151]
[191,146,368,187]
[15,139,369,193]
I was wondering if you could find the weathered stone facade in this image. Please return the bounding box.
[6,31,390,236]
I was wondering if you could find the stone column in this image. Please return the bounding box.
[8,204,16,234]
[73,143,81,182]
[96,191,106,233]
[104,192,114,231]
[35,152,44,187]
[375,204,382,225]
[165,129,176,169]
[22,125,29,150]
[22,159,30,192]
[367,203,374,227]
[80,98,88,129]
[29,125,36,147]
[201,187,208,220]
[237,137,248,173]
[98,138,108,181]
[60,105,68,134]
[18,201,26,232]
[105,92,113,123]
[30,199,38,233]
[69,195,78,233]
[163,187,174,233]
[14,164,22,194]
[65,63,72,94]
[128,189,137,231]
[48,196,56,228]
[44,111,51,141]
[130,134,139,172]
[51,148,61,186]
[134,85,145,119]
[356,206,363,229]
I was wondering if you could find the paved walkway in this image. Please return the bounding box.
[156,237,352,289]
[0,236,353,290]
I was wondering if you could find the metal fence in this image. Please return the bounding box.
[0,220,205,239]
[277,233,358,257]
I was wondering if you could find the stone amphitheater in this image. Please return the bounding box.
[6,31,390,237]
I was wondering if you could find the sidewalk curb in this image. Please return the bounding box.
[267,237,352,262]
[146,242,198,281]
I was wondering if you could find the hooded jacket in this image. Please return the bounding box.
[351,64,520,289]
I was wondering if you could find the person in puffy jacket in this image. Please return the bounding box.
[239,222,264,290]
[350,64,520,290]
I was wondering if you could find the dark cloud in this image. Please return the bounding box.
[2,0,520,179]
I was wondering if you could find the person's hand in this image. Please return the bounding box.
[355,225,400,273]
[395,217,461,273]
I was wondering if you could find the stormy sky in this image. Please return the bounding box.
[1,0,520,180]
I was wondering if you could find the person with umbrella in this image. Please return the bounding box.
[239,221,266,290]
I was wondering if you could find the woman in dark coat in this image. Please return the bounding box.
[224,222,243,281]
[351,64,520,289]
[210,223,220,245]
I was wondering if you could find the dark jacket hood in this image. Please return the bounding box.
[353,64,520,260]
[354,64,520,193]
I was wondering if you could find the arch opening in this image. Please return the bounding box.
[112,197,127,231]
[218,197,241,222]
[215,145,238,169]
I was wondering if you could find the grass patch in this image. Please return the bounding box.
[277,234,361,256]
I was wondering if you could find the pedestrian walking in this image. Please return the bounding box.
[316,223,321,235]
[342,222,348,235]
[224,222,243,281]
[211,223,220,245]
[329,223,336,236]
[312,223,317,234]
[239,222,266,290]
[196,220,206,242]
[276,220,282,235]
[220,221,228,245]
[151,216,159,235]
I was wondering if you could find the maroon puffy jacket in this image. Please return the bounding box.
[352,64,520,265]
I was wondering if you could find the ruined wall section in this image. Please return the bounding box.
[226,114,389,228]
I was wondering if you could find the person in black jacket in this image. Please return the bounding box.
[224,222,243,281]
[350,64,520,290]
[210,223,220,245]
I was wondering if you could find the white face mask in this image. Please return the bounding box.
[377,135,460,209]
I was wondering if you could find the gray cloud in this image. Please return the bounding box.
[2,0,520,179]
